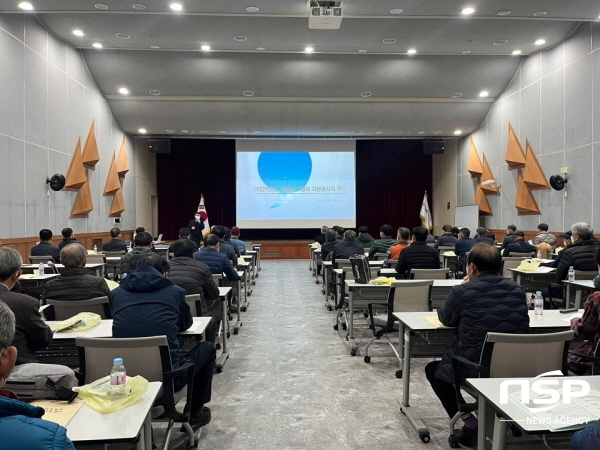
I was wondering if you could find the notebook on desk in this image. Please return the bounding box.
[422,316,452,329]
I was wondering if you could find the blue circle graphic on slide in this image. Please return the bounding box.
[257,152,312,193]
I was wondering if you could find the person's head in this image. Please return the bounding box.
[451,226,460,235]
[412,226,428,242]
[506,224,517,234]
[334,227,344,238]
[442,225,452,234]
[224,227,232,239]
[60,243,87,268]
[397,227,411,242]
[559,230,573,247]
[511,230,525,240]
[537,223,549,232]
[380,224,393,238]
[135,227,145,234]
[178,227,191,239]
[476,227,487,237]
[459,228,471,239]
[61,227,73,239]
[466,243,502,278]
[194,213,201,221]
[358,226,368,234]
[110,227,121,239]
[0,302,17,388]
[320,225,328,235]
[325,229,336,242]
[0,247,22,289]
[571,222,593,242]
[172,238,197,258]
[137,253,170,276]
[204,234,220,248]
[39,229,53,242]
[343,230,357,241]
[134,231,153,247]
[231,226,241,238]
[211,225,225,239]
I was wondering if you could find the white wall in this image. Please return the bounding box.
[432,140,458,235]
[134,138,157,235]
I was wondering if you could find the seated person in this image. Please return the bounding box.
[555,222,599,282]
[425,244,530,445]
[320,229,338,262]
[0,302,75,450]
[533,222,557,246]
[314,226,328,246]
[331,230,364,265]
[0,248,53,364]
[42,244,111,303]
[30,229,60,263]
[368,224,397,259]
[194,234,239,283]
[168,228,198,254]
[435,225,458,248]
[210,226,237,269]
[500,224,517,249]
[356,226,375,249]
[229,227,247,255]
[223,227,241,257]
[57,228,78,250]
[387,227,411,261]
[474,227,495,245]
[120,232,154,276]
[571,421,600,450]
[102,227,128,252]
[425,233,435,243]
[111,254,215,428]
[501,230,535,257]
[454,228,476,264]
[395,226,440,277]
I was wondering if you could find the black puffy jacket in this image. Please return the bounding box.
[395,241,440,276]
[435,273,530,384]
[556,240,600,283]
[169,257,220,314]
[42,267,111,302]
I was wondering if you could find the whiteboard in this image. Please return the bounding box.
[454,205,479,238]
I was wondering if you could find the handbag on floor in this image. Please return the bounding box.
[350,254,371,284]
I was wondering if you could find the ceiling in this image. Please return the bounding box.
[4,0,600,138]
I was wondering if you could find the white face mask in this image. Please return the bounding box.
[195,216,200,220]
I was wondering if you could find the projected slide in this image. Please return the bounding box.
[236,141,356,229]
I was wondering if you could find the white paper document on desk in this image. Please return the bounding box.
[535,266,556,273]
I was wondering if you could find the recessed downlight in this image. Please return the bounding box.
[479,90,489,97]
[219,131,227,134]
[18,2,33,10]
[382,38,396,44]
[138,128,147,134]
[246,6,259,12]
[170,3,183,11]
[375,131,383,134]
[451,93,463,98]
[304,46,314,53]
[256,47,265,50]
[418,131,425,134]
[535,39,546,45]
[234,36,248,41]
[255,130,262,134]
[201,45,211,51]
[132,3,146,9]
[92,42,103,48]
[150,45,160,49]
[533,11,547,17]
[243,90,255,97]
[165,129,175,133]
[73,29,84,37]
[461,7,475,15]
[181,130,188,133]
[358,49,367,53]
[149,90,161,96]
[461,50,472,54]
[352,131,361,134]
[94,3,108,9]
[497,10,511,16]
[454,129,463,135]
[118,87,129,95]
[361,92,372,98]
[493,40,508,45]
[512,50,522,55]
[116,33,130,39]
[407,48,417,54]
[245,130,255,134]
[390,8,403,14]
[433,131,443,134]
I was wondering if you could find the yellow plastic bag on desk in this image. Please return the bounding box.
[371,276,396,285]
[516,259,540,272]
[51,312,101,333]
[74,375,148,413]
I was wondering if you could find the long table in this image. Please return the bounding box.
[393,310,580,443]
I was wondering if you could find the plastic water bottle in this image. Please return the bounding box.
[38,262,44,275]
[536,249,542,259]
[568,266,575,282]
[109,358,127,397]
[534,291,544,315]
[93,244,97,253]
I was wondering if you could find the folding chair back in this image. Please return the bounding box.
[501,257,527,279]
[389,280,433,312]
[509,252,535,257]
[85,254,106,265]
[29,255,52,265]
[185,294,202,316]
[46,296,112,320]
[410,268,450,280]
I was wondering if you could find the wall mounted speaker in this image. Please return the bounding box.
[149,139,171,153]
[423,140,445,154]
[549,174,567,191]
[46,173,65,191]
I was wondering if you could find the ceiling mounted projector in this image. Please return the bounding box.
[309,1,342,29]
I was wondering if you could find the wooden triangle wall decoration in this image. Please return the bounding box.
[515,171,541,215]
[475,185,493,215]
[70,172,94,218]
[109,188,126,217]
[467,138,483,178]
[64,138,86,191]
[505,122,526,169]
[82,120,100,169]
[480,154,500,195]
[104,153,121,196]
[116,137,130,177]
[523,139,550,190]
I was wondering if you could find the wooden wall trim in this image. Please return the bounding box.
[249,240,312,259]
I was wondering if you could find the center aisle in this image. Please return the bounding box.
[195,259,449,450]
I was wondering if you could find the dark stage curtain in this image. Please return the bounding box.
[157,139,432,240]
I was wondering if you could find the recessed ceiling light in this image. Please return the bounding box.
[418,131,425,134]
[118,87,129,95]
[116,33,130,39]
[433,131,443,134]
[245,130,255,134]
[493,40,508,45]
[149,90,161,96]
[479,90,489,97]
[165,129,175,133]
[390,8,403,14]
[243,90,254,97]
[170,3,183,11]
[358,49,367,53]
[396,131,405,134]
[72,29,84,37]
[255,130,262,134]
[92,42,103,48]
[181,130,188,133]
[219,131,227,134]
[198,131,207,133]
[246,6,259,12]
[497,10,511,16]
[150,45,160,49]
[461,50,472,54]
[533,11,547,16]
[201,45,211,51]
[454,129,463,135]
[234,36,248,41]
[375,131,383,134]
[18,2,33,10]
[132,4,146,10]
[361,92,372,98]
[535,39,546,45]
[451,93,463,98]
[94,3,108,9]
[256,47,265,51]
[138,128,147,134]
[304,46,314,53]
[382,38,396,44]
[352,131,361,134]
[462,7,475,15]
[407,49,417,54]
[512,50,522,55]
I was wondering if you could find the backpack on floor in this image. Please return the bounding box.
[350,254,371,284]
[5,363,78,401]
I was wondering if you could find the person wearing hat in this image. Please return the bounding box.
[502,230,536,257]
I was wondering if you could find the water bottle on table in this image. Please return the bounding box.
[109,358,127,397]
[534,291,544,315]
[568,266,575,282]
[38,262,44,275]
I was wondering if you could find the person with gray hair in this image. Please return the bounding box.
[0,248,52,364]
[554,222,600,290]
[0,301,75,449]
[42,243,111,304]
[314,225,328,246]
[331,229,364,265]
